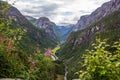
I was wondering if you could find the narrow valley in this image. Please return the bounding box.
[0,0,120,80]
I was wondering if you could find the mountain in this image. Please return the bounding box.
[25,16,59,42]
[53,25,74,43]
[35,17,58,41]
[25,16,37,25]
[73,0,120,31]
[57,0,120,79]
[0,1,58,79]
[1,1,57,53]
[26,16,73,42]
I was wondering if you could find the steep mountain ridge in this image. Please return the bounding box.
[1,2,57,53]
[73,0,120,31]
[26,15,74,42]
[0,1,58,79]
[35,17,57,41]
[57,0,120,79]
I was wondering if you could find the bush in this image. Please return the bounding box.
[0,2,56,79]
[79,39,120,80]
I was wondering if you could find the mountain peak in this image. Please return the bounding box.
[73,0,120,31]
[36,17,51,28]
[38,17,50,22]
[35,17,57,41]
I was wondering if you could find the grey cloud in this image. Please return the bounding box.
[79,10,90,14]
[35,3,59,17]
[18,0,44,3]
[13,0,110,25]
[73,16,79,21]
[20,1,59,17]
[61,12,73,16]
[39,3,59,12]
[22,9,40,14]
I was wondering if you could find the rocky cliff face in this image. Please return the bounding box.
[35,17,57,41]
[2,4,57,52]
[6,7,38,30]
[58,0,120,79]
[73,0,120,31]
[58,8,120,79]
[25,16,73,42]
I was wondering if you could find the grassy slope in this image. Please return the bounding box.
[57,9,120,79]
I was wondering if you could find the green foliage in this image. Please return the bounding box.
[0,49,25,78]
[79,39,120,80]
[0,18,26,46]
[19,50,56,80]
[0,24,56,80]
[0,1,11,14]
[33,52,55,80]
[0,21,26,78]
[0,1,57,79]
[57,8,120,79]
[54,60,65,75]
[0,11,26,78]
[0,24,56,79]
[0,0,57,54]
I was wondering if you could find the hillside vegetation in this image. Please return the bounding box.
[57,8,120,79]
[0,1,58,79]
[0,1,57,53]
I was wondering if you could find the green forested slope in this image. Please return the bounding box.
[0,1,57,53]
[57,9,120,79]
[0,1,58,79]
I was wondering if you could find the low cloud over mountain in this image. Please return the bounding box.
[6,0,110,25]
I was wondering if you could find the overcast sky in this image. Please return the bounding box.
[7,0,110,26]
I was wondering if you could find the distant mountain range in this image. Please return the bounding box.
[53,25,74,43]
[25,16,74,43]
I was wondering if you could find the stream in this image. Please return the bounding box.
[64,64,68,80]
[51,53,68,80]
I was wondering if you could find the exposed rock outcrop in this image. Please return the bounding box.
[73,0,120,31]
[2,4,57,51]
[35,17,57,41]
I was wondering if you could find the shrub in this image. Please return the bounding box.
[79,39,120,80]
